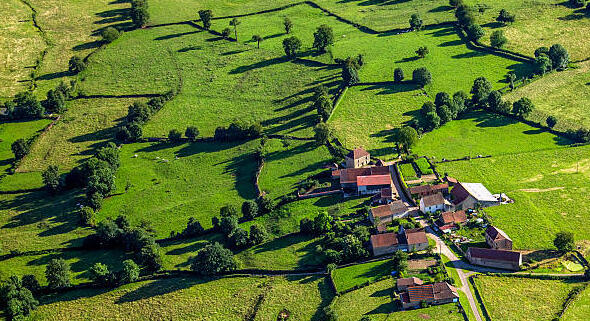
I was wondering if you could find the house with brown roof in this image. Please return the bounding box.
[332,166,391,195]
[357,174,392,195]
[409,183,449,198]
[374,187,393,205]
[401,282,459,309]
[485,225,513,250]
[369,200,409,224]
[345,147,370,168]
[466,247,521,271]
[369,227,429,256]
[419,193,449,214]
[450,182,499,210]
[436,210,467,232]
[396,277,423,291]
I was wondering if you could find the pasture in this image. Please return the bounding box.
[436,144,590,249]
[27,275,332,321]
[0,119,51,174]
[563,285,590,321]
[474,275,579,321]
[332,260,394,293]
[413,110,572,160]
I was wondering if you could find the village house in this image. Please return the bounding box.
[466,247,522,271]
[332,166,391,195]
[396,277,423,291]
[369,227,428,256]
[369,200,410,225]
[374,187,394,205]
[400,282,459,310]
[345,147,370,168]
[409,183,449,198]
[436,210,467,232]
[450,182,499,210]
[419,193,449,214]
[485,225,513,250]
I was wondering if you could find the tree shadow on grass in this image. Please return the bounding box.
[36,70,71,81]
[73,40,103,51]
[429,5,453,12]
[438,39,463,47]
[360,82,420,95]
[230,56,289,74]
[94,8,131,25]
[395,56,421,63]
[481,22,503,29]
[0,190,82,238]
[26,249,129,280]
[310,276,337,321]
[39,287,113,306]
[154,29,203,41]
[115,276,212,304]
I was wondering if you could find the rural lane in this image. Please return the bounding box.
[423,225,484,321]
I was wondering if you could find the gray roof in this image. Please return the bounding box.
[460,183,496,202]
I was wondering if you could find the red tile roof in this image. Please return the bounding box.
[397,277,423,287]
[439,210,467,225]
[339,166,390,184]
[357,174,391,186]
[485,225,511,242]
[347,147,370,160]
[467,247,521,263]
[405,229,428,245]
[370,232,400,248]
[421,193,446,207]
[403,282,458,303]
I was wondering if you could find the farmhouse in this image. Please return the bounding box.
[332,166,391,195]
[375,187,393,204]
[485,225,513,250]
[419,193,449,214]
[369,227,428,255]
[400,282,459,310]
[396,277,423,291]
[466,247,522,271]
[450,182,499,210]
[345,147,370,168]
[369,200,410,224]
[409,183,449,198]
[436,210,467,232]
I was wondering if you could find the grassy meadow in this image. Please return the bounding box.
[27,275,332,321]
[98,140,259,237]
[474,275,579,321]
[332,260,393,293]
[504,60,590,131]
[413,110,572,160]
[0,119,52,174]
[563,285,590,321]
[333,278,464,321]
[436,144,590,249]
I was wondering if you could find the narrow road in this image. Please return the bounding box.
[423,225,483,321]
[388,164,418,214]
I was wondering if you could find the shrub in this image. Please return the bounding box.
[554,231,575,252]
[241,200,259,220]
[466,23,485,41]
[412,67,432,87]
[220,215,239,236]
[45,88,66,113]
[68,56,86,74]
[190,242,238,275]
[89,263,112,286]
[416,46,429,58]
[11,139,31,161]
[313,122,332,145]
[548,44,569,70]
[512,97,534,118]
[119,259,140,284]
[185,126,199,141]
[394,67,404,83]
[101,27,120,43]
[130,0,149,27]
[138,243,163,273]
[283,36,301,58]
[496,9,515,24]
[78,206,96,226]
[249,224,268,245]
[221,27,232,39]
[284,17,293,34]
[45,258,71,289]
[471,76,492,108]
[228,228,250,249]
[535,54,552,75]
[546,116,557,129]
[198,9,212,29]
[313,25,334,52]
[490,30,507,48]
[168,129,182,142]
[42,165,61,194]
[409,13,423,30]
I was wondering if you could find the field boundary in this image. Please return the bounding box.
[556,283,589,320]
[469,275,493,321]
[20,0,54,91]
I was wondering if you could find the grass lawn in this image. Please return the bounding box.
[415,157,433,175]
[0,189,90,252]
[474,275,580,321]
[0,249,128,286]
[235,234,325,270]
[258,139,332,199]
[399,163,418,181]
[436,144,590,249]
[18,98,136,172]
[563,285,590,321]
[28,275,332,321]
[332,259,393,293]
[413,110,572,160]
[0,0,46,98]
[504,60,590,131]
[0,119,52,174]
[98,140,259,238]
[333,278,464,321]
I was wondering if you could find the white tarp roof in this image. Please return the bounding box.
[461,183,496,202]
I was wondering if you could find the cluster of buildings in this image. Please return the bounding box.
[417,181,500,215]
[370,226,429,256]
[331,148,394,197]
[396,278,459,310]
[466,225,522,271]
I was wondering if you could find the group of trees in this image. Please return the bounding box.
[84,215,164,273]
[454,3,513,49]
[0,275,39,320]
[211,203,270,249]
[2,81,75,123]
[470,76,535,118]
[190,242,238,275]
[283,24,334,59]
[89,259,140,287]
[300,212,370,264]
[534,44,570,74]
[416,91,466,131]
[166,126,200,142]
[393,67,435,88]
[313,85,333,121]
[116,92,174,143]
[130,0,149,28]
[214,120,262,142]
[337,54,363,86]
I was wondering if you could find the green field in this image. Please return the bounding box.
[415,157,433,175]
[474,275,579,321]
[399,163,418,181]
[563,285,590,321]
[258,138,332,198]
[332,260,393,293]
[0,119,51,173]
[98,140,259,237]
[436,144,590,249]
[413,110,572,160]
[333,278,464,321]
[504,61,590,131]
[27,275,332,321]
